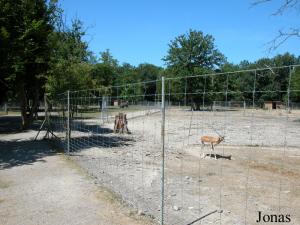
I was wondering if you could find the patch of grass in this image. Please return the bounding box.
[0,180,9,189]
[0,111,20,116]
[249,162,299,178]
[245,144,259,147]
[206,172,216,176]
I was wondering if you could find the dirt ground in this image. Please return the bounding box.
[68,108,300,225]
[0,116,155,225]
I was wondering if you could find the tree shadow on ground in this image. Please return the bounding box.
[68,134,134,152]
[0,116,134,168]
[45,120,134,153]
[0,115,44,134]
[49,118,132,152]
[0,139,57,170]
[0,115,57,169]
[0,134,134,169]
[47,118,114,135]
[71,120,113,134]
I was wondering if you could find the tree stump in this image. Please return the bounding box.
[114,113,130,134]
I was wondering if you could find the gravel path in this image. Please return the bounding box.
[0,118,155,225]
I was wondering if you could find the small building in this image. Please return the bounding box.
[264,101,284,110]
[113,100,120,107]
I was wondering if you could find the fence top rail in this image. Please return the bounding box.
[165,64,300,81]
[66,79,161,95]
[54,64,300,96]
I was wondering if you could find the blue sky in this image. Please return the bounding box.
[60,0,300,67]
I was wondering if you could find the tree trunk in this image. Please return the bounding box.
[19,80,40,129]
[190,96,201,111]
[19,84,30,130]
[31,83,40,120]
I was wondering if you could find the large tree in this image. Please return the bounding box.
[0,0,56,129]
[163,29,225,109]
[163,29,225,73]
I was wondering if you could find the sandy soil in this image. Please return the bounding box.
[67,108,300,225]
[0,118,155,225]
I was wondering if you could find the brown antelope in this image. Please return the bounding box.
[200,135,225,160]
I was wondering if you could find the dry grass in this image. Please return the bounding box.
[249,161,300,178]
[0,179,10,189]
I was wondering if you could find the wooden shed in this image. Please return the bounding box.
[113,100,120,107]
[264,101,284,110]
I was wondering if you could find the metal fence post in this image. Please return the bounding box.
[287,66,293,113]
[161,76,166,225]
[4,103,8,115]
[67,90,70,154]
[44,95,47,118]
[44,95,48,138]
[184,76,187,106]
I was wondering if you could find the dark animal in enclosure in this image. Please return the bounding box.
[120,101,129,108]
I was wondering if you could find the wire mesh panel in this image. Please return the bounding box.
[49,80,164,222]
[47,65,300,225]
[162,65,300,225]
[46,92,68,150]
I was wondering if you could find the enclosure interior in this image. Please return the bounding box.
[47,66,300,225]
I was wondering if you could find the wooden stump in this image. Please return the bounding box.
[114,113,130,134]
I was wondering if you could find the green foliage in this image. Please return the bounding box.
[0,0,55,128]
[46,63,93,97]
[99,49,118,67]
[163,29,226,108]
[90,63,115,87]
[237,53,300,105]
[163,29,225,72]
[114,63,162,102]
[46,18,94,98]
[291,66,300,102]
[136,64,162,101]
